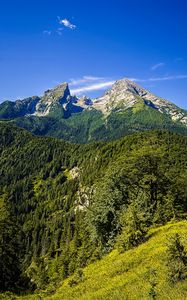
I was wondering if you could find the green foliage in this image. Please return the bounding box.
[166,233,187,284]
[0,291,18,300]
[68,268,84,287]
[14,221,187,300]
[87,139,187,251]
[0,196,31,293]
[116,192,151,252]
[0,123,187,296]
[148,270,157,300]
[86,171,128,248]
[1,103,186,143]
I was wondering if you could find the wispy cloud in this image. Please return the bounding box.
[58,17,76,29]
[43,30,52,35]
[43,17,76,36]
[130,75,187,83]
[71,81,115,94]
[69,74,187,95]
[56,28,64,36]
[69,76,106,86]
[151,62,165,71]
[70,75,115,94]
[52,71,187,96]
[174,57,183,62]
[148,75,187,81]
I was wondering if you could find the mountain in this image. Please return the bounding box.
[0,78,187,143]
[34,83,71,116]
[93,79,187,124]
[0,96,40,119]
[0,123,187,298]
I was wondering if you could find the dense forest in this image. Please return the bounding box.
[0,123,187,299]
[11,106,187,143]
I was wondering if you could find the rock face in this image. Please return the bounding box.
[91,79,187,124]
[78,96,93,108]
[0,78,186,126]
[93,79,140,113]
[34,83,89,117]
[35,83,70,116]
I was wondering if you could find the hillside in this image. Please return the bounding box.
[0,123,187,298]
[0,79,187,143]
[17,221,187,300]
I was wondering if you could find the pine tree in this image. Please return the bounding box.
[166,233,187,284]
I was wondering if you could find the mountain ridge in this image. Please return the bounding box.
[1,78,187,121]
[0,78,187,143]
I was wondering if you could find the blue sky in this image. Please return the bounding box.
[0,0,187,108]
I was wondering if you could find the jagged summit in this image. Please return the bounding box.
[93,77,166,112]
[92,78,187,124]
[0,78,186,130]
[35,83,71,116]
[107,78,147,96]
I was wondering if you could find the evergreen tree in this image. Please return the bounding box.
[166,233,187,284]
[0,196,30,293]
[116,191,151,252]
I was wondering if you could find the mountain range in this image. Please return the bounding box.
[0,78,187,143]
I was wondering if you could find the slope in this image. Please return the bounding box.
[4,221,187,300]
[0,123,187,297]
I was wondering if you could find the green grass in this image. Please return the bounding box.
[16,221,187,300]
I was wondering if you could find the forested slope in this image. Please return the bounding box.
[0,123,187,297]
[19,221,187,300]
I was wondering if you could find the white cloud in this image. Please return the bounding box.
[151,62,165,71]
[70,75,115,94]
[69,76,106,86]
[58,17,76,29]
[43,17,76,36]
[71,81,115,95]
[70,74,187,95]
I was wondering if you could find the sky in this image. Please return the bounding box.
[0,0,187,109]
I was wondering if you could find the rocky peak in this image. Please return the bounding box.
[43,83,70,103]
[35,83,71,116]
[92,78,145,113]
[107,78,147,97]
[91,78,187,125]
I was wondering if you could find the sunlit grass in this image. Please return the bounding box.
[15,220,187,300]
